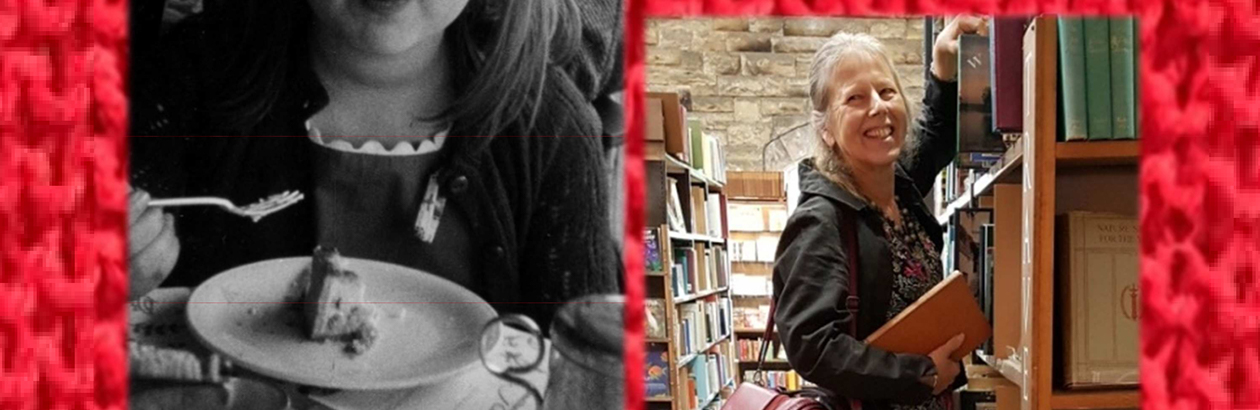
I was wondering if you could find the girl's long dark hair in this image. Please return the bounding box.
[195,0,586,136]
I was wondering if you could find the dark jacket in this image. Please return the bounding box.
[772,74,964,409]
[129,0,623,137]
[131,137,623,333]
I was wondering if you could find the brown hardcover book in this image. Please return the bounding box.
[647,97,665,142]
[690,186,707,235]
[864,272,993,361]
[647,92,688,161]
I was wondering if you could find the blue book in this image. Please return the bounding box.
[645,230,664,272]
[645,346,671,398]
[692,357,710,401]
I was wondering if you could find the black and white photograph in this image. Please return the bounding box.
[125,0,627,409]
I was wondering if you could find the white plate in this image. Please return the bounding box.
[187,257,496,390]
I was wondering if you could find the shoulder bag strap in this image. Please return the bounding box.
[760,208,864,407]
[844,209,862,410]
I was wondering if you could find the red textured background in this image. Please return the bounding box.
[1,0,1257,409]
[2,0,131,408]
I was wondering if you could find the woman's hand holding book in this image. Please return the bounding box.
[925,333,966,394]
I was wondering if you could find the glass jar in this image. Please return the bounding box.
[542,294,625,410]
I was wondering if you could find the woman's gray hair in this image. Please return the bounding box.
[807,31,919,199]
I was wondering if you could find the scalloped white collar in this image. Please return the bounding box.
[306,127,448,156]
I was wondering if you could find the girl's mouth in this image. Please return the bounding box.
[357,0,409,16]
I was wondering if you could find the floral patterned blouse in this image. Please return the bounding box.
[882,195,952,410]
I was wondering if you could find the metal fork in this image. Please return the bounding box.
[149,190,305,222]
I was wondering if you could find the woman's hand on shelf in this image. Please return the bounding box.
[931,15,989,82]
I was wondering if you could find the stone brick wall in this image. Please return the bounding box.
[647,18,930,171]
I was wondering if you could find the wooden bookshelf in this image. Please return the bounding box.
[668,231,726,244]
[940,18,1140,410]
[645,147,735,410]
[737,360,791,366]
[1054,140,1139,166]
[1049,390,1139,409]
[721,173,789,388]
[677,333,732,369]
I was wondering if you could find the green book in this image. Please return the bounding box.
[1133,19,1141,139]
[1058,18,1089,141]
[688,119,705,170]
[1083,18,1113,140]
[1109,18,1137,140]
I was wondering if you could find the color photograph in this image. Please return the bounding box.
[642,15,1141,410]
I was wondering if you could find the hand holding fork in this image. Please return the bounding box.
[129,188,305,301]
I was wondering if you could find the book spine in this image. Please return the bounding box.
[1083,18,1113,140]
[1058,18,1089,141]
[689,120,705,170]
[956,34,1001,154]
[991,17,1027,133]
[1134,19,1141,138]
[679,106,691,162]
[1110,17,1137,140]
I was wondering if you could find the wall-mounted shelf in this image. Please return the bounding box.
[673,287,729,305]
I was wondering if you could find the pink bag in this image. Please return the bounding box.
[721,381,830,410]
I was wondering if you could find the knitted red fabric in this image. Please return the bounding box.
[2,0,129,408]
[1138,0,1260,407]
[629,1,1260,410]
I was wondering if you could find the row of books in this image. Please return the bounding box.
[740,370,814,391]
[940,163,978,206]
[687,119,729,184]
[954,16,1139,168]
[646,92,728,185]
[1058,17,1139,141]
[736,337,788,362]
[732,305,770,330]
[676,298,732,358]
[729,273,772,297]
[963,211,1139,389]
[724,172,784,200]
[685,348,735,408]
[672,246,730,298]
[727,203,788,233]
[666,177,726,238]
[728,237,778,263]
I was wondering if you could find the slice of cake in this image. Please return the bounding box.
[303,246,379,354]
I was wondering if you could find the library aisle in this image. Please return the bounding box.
[644,15,1140,410]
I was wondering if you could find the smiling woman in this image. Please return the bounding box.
[129,0,623,137]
